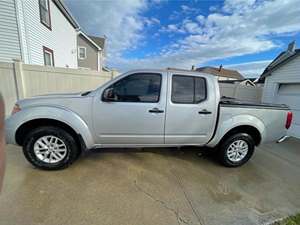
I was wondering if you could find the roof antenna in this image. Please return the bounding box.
[287,41,296,53]
[219,64,223,71]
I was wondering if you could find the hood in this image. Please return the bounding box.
[16,91,93,108]
[30,92,83,99]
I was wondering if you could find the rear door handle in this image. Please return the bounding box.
[149,107,164,113]
[198,109,212,114]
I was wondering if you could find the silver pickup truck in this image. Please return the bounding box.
[5,69,292,170]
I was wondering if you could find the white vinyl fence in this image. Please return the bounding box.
[219,83,262,102]
[0,60,117,115]
[0,60,262,116]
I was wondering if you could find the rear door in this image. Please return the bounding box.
[165,73,218,145]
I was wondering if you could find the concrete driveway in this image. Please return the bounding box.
[0,138,300,225]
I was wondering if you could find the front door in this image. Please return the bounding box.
[93,72,167,145]
[165,73,217,145]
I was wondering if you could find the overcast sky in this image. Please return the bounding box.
[64,0,300,77]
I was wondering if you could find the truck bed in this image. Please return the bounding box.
[220,98,289,110]
[207,98,290,146]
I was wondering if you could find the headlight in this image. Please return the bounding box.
[11,104,21,115]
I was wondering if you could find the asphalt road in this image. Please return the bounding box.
[0,138,300,225]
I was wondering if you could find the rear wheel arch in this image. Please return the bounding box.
[15,119,85,151]
[218,132,255,167]
[219,125,261,146]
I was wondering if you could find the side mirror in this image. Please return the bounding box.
[102,88,116,101]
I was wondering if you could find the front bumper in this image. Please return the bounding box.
[4,117,17,145]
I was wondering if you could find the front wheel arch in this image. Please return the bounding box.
[23,126,80,170]
[15,119,85,152]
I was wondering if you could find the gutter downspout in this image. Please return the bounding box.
[15,0,31,64]
[14,0,25,62]
[97,51,101,72]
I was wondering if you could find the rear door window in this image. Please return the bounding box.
[171,75,206,104]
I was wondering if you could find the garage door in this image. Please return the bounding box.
[275,83,300,138]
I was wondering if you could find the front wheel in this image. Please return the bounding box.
[23,126,79,170]
[218,133,255,167]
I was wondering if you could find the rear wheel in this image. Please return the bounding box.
[23,126,79,170]
[218,133,255,167]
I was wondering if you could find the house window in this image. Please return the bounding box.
[78,47,87,59]
[43,46,54,66]
[39,0,51,29]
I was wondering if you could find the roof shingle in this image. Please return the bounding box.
[260,49,300,78]
[88,36,106,50]
[196,66,244,80]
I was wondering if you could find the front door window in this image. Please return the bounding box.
[103,73,162,103]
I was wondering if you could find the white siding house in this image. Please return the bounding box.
[261,42,300,138]
[0,0,79,68]
[0,0,22,62]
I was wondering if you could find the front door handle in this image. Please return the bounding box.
[198,109,212,114]
[149,108,164,113]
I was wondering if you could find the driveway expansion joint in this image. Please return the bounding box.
[134,180,190,225]
[172,170,206,225]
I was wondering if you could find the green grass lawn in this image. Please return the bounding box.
[273,214,300,225]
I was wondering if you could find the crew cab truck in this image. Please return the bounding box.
[5,69,292,170]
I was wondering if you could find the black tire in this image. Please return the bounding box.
[218,133,255,167]
[23,126,80,170]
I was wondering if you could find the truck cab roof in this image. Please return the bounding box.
[120,68,216,78]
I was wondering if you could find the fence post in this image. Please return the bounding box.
[233,83,239,99]
[111,69,119,79]
[12,59,25,100]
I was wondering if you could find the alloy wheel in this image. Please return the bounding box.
[226,139,249,162]
[33,135,67,164]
